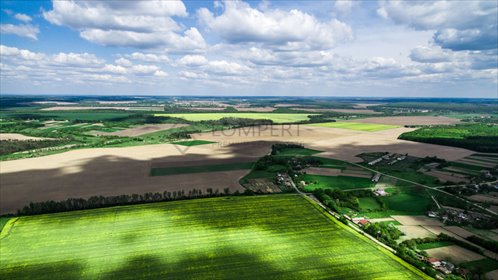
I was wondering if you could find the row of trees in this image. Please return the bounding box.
[17,188,255,216]
[0,139,70,156]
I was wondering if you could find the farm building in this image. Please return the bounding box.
[371,173,381,182]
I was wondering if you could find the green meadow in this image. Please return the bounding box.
[0,195,428,280]
[309,121,399,131]
[155,113,315,123]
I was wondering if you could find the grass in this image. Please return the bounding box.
[274,147,321,156]
[416,242,454,250]
[460,258,498,273]
[308,121,399,132]
[150,162,254,176]
[171,140,216,146]
[359,197,382,212]
[0,195,428,279]
[382,192,431,215]
[155,113,315,123]
[301,174,374,191]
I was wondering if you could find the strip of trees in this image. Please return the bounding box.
[16,188,256,216]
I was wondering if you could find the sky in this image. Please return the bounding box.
[0,0,497,97]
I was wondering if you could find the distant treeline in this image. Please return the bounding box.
[399,124,498,153]
[379,102,498,113]
[0,139,70,156]
[16,188,256,216]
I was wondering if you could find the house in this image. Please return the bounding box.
[371,173,381,182]
[427,258,441,267]
[358,219,368,227]
[427,211,439,218]
[368,158,383,166]
[374,188,387,196]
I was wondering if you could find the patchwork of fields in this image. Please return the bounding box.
[0,195,427,279]
[309,121,399,132]
[155,113,316,123]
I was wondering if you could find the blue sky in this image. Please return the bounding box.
[0,0,497,97]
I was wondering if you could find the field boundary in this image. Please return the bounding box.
[301,195,433,280]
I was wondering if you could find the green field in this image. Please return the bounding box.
[308,122,399,132]
[155,113,315,123]
[359,197,382,212]
[460,258,498,273]
[301,174,374,191]
[399,124,498,153]
[416,241,453,250]
[150,162,254,176]
[274,147,321,156]
[171,140,216,146]
[0,195,427,279]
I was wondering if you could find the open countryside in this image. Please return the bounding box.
[0,195,428,280]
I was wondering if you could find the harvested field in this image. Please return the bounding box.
[235,107,276,112]
[350,116,460,126]
[341,170,373,178]
[0,133,53,141]
[354,103,385,108]
[485,269,498,280]
[0,142,270,214]
[444,226,474,238]
[97,101,137,104]
[293,108,382,114]
[2,124,477,212]
[304,167,342,176]
[90,124,189,137]
[194,125,475,162]
[309,122,398,132]
[41,106,164,111]
[397,226,436,242]
[425,245,485,264]
[423,170,469,183]
[456,158,496,168]
[187,107,226,111]
[392,215,444,226]
[442,166,479,176]
[468,194,498,204]
[0,195,427,280]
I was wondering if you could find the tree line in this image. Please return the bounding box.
[16,188,256,216]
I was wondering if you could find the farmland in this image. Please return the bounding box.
[399,123,498,152]
[0,195,427,280]
[308,121,399,131]
[155,113,316,123]
[300,174,374,191]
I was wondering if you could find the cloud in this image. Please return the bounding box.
[43,0,206,51]
[378,1,498,51]
[14,13,32,22]
[0,24,39,40]
[178,55,208,66]
[125,52,169,63]
[0,45,170,87]
[198,0,352,50]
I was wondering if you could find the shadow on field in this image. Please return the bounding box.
[0,137,476,214]
[101,252,287,280]
[0,260,84,280]
[0,141,276,214]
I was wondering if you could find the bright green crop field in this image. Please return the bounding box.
[0,195,428,280]
[309,121,399,131]
[155,113,315,123]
